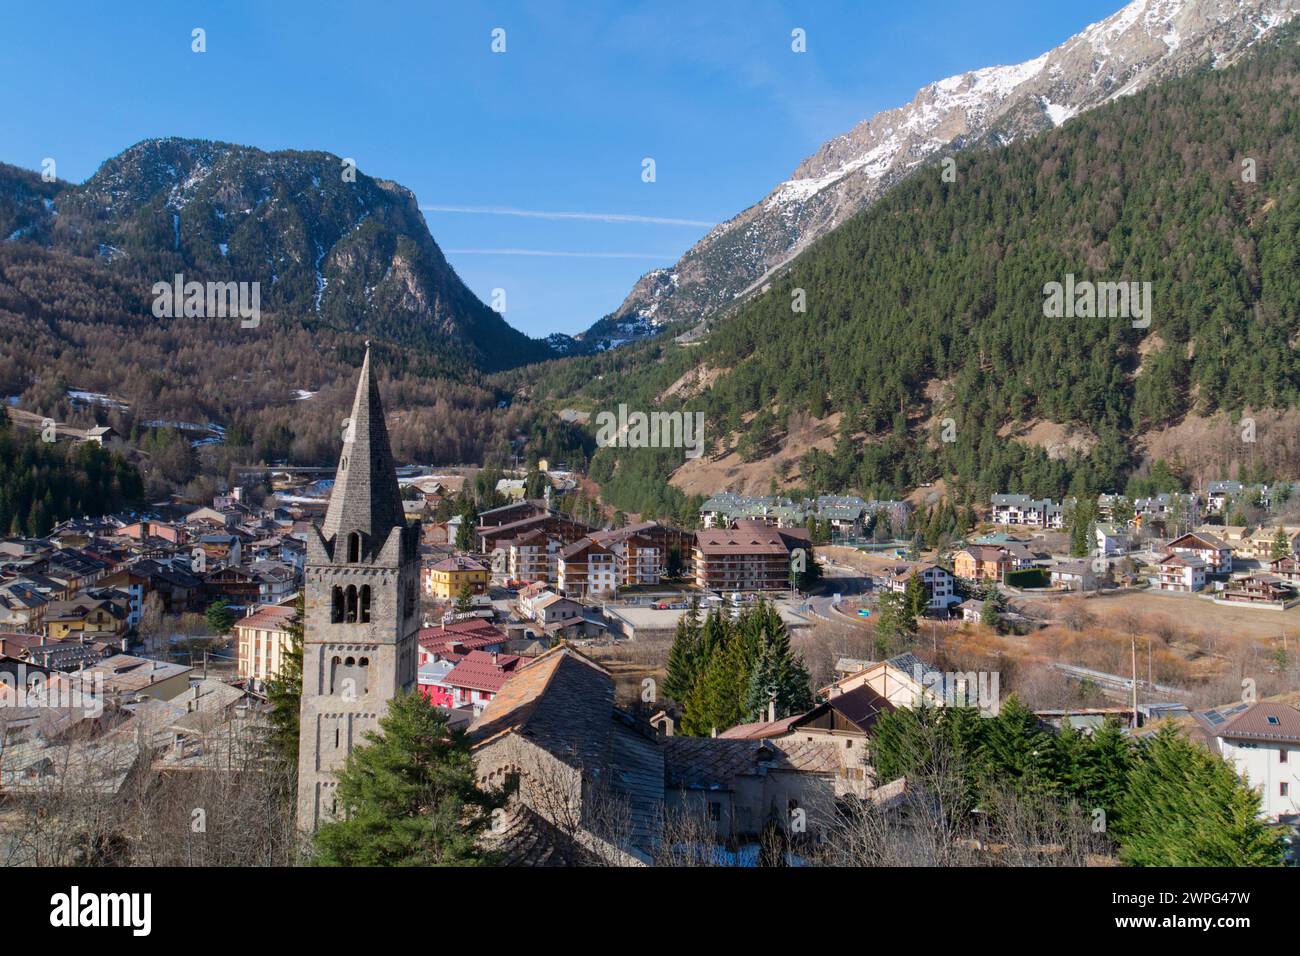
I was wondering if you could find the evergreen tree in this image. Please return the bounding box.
[263,593,304,772]
[663,600,703,704]
[1115,726,1286,866]
[1271,526,1291,560]
[454,582,474,614]
[872,591,917,657]
[743,604,813,721]
[205,601,235,635]
[681,631,748,737]
[312,691,504,866]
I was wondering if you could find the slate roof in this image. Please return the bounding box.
[663,737,838,790]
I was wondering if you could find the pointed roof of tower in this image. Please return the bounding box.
[320,346,406,549]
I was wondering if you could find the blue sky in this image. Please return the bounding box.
[2,0,1122,338]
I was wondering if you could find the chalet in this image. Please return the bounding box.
[989,494,1066,529]
[0,582,48,632]
[1268,556,1300,586]
[505,529,564,584]
[1154,553,1205,593]
[1133,493,1200,529]
[477,511,592,555]
[557,538,619,599]
[1218,574,1297,608]
[201,565,261,609]
[1245,526,1300,562]
[1165,531,1233,575]
[821,652,943,709]
[43,596,127,640]
[1205,480,1244,514]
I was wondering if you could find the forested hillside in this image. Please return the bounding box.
[0,418,143,536]
[508,24,1300,518]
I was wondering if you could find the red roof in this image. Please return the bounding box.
[418,619,506,653]
[445,650,521,694]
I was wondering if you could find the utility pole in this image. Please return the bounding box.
[1131,637,1138,729]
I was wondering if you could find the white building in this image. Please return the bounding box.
[1195,702,1300,821]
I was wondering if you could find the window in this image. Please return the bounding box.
[347,532,361,563]
[360,585,371,623]
[707,801,721,822]
[1282,782,1290,797]
[1282,749,1289,764]
[345,585,358,623]
[331,586,344,623]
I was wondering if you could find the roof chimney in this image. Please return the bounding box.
[768,698,776,723]
[491,651,499,666]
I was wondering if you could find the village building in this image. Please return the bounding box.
[234,602,298,686]
[692,521,809,593]
[424,555,490,599]
[1154,552,1206,592]
[1191,702,1300,820]
[1165,531,1233,575]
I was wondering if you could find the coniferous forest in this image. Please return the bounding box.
[507,24,1300,515]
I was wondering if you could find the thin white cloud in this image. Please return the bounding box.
[445,248,673,259]
[422,204,713,227]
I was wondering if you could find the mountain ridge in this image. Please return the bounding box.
[579,0,1297,350]
[0,137,555,372]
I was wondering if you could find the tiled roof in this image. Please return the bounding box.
[445,651,521,693]
[234,604,296,632]
[1197,702,1300,744]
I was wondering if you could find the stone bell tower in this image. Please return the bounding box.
[297,346,421,830]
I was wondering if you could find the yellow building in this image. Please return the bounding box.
[424,555,490,599]
[43,597,125,640]
[234,603,298,684]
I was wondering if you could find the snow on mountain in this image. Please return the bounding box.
[591,0,1297,344]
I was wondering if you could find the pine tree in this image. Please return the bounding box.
[263,593,304,772]
[663,600,702,704]
[205,601,235,635]
[1115,726,1286,866]
[743,605,813,721]
[454,582,474,613]
[312,691,504,866]
[1271,526,1291,560]
[681,632,748,737]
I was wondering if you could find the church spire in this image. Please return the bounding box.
[320,345,405,554]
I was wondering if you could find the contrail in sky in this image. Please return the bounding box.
[422,204,713,227]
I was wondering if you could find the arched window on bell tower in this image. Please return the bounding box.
[345,585,358,623]
[347,532,361,563]
[331,586,344,623]
[360,585,371,623]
